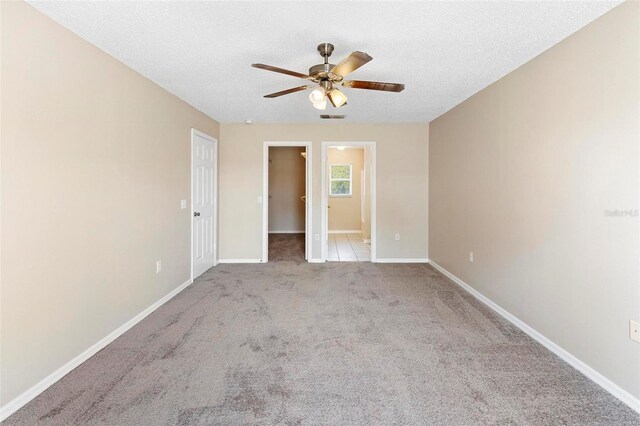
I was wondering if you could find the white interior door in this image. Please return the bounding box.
[192,132,216,278]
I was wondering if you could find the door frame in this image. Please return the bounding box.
[263,141,312,262]
[321,141,376,262]
[191,128,218,280]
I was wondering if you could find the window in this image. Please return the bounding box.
[330,164,352,196]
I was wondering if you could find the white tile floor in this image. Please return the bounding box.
[327,233,371,262]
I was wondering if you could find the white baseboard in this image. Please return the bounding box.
[0,277,194,421]
[218,259,263,264]
[268,231,304,234]
[376,258,429,263]
[428,260,640,414]
[308,258,325,263]
[328,230,361,234]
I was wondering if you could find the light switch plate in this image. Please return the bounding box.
[630,320,640,343]
[180,200,187,209]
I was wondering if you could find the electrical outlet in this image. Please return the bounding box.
[315,234,320,241]
[395,234,400,241]
[156,261,162,274]
[630,320,640,343]
[469,252,474,263]
[257,196,262,204]
[180,200,187,209]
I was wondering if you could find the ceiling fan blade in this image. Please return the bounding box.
[264,85,312,98]
[330,51,372,78]
[252,63,309,79]
[342,80,405,92]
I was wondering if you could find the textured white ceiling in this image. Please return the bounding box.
[28,1,622,123]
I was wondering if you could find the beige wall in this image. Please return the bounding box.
[0,1,219,406]
[429,1,640,400]
[219,123,429,261]
[328,148,364,232]
[268,147,306,232]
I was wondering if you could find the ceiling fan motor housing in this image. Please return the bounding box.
[308,63,337,80]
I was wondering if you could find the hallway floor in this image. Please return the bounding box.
[328,232,371,262]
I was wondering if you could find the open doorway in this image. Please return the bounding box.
[262,141,312,262]
[321,142,376,262]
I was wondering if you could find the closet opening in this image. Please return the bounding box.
[262,142,312,262]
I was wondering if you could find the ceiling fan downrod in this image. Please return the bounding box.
[309,43,337,80]
[318,42,334,64]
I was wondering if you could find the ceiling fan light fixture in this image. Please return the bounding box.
[312,98,327,110]
[327,88,348,108]
[308,87,325,104]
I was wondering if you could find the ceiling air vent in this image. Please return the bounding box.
[320,115,346,119]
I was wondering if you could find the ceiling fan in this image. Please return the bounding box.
[252,43,405,110]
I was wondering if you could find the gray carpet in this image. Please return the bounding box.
[5,235,639,425]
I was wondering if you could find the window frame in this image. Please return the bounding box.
[329,163,353,197]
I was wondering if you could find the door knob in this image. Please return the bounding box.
[194,212,200,217]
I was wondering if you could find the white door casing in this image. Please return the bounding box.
[192,130,217,278]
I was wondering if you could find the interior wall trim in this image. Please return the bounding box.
[375,258,429,263]
[0,278,194,422]
[217,259,263,264]
[428,260,640,414]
